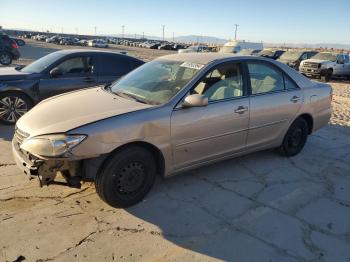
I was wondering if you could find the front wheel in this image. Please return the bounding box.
[95,146,157,208]
[0,92,33,125]
[0,52,12,65]
[279,118,309,157]
[321,69,332,82]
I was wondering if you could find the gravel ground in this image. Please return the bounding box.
[1,40,350,262]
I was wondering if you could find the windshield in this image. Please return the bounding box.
[111,59,202,105]
[312,52,337,61]
[20,52,63,73]
[279,51,303,60]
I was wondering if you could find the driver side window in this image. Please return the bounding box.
[191,63,244,101]
[56,56,93,75]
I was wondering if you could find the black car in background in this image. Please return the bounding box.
[0,50,144,124]
[258,49,285,60]
[11,38,26,46]
[0,35,20,65]
[277,50,318,70]
[59,37,78,45]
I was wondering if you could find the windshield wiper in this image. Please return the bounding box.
[114,91,148,104]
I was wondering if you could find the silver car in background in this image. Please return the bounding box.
[12,53,332,208]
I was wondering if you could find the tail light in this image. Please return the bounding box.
[11,42,18,49]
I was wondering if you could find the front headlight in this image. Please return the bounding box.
[20,134,86,157]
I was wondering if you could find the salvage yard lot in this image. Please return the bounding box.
[1,40,350,262]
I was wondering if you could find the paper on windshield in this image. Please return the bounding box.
[180,62,204,70]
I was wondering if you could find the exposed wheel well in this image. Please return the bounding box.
[0,90,35,107]
[298,114,313,134]
[109,141,165,177]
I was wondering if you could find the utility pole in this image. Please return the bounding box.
[134,33,136,39]
[234,24,239,40]
[122,25,125,39]
[94,26,97,35]
[61,27,64,34]
[76,27,79,34]
[142,32,145,39]
[172,32,174,42]
[162,25,165,42]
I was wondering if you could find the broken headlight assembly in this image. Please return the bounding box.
[20,134,87,157]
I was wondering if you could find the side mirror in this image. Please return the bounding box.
[50,67,63,78]
[182,94,208,108]
[337,59,345,64]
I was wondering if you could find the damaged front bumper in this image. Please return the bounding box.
[12,138,82,187]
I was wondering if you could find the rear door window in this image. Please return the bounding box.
[247,62,284,94]
[99,54,141,76]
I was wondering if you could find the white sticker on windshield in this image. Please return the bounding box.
[180,62,204,70]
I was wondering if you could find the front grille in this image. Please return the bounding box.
[303,62,319,69]
[14,127,30,145]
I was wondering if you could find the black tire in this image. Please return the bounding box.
[0,52,12,66]
[95,146,157,208]
[0,92,33,125]
[321,69,332,82]
[279,118,309,157]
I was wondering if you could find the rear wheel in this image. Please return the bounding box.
[0,52,12,66]
[0,92,33,125]
[279,118,309,157]
[95,146,157,208]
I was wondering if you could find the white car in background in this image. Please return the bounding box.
[220,40,263,54]
[88,39,108,48]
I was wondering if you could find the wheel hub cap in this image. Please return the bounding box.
[290,128,303,147]
[0,96,28,123]
[115,162,145,194]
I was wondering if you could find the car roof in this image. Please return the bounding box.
[157,53,238,64]
[51,49,136,58]
[157,52,315,88]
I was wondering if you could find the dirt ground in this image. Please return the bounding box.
[1,41,350,262]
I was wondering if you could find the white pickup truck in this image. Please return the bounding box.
[299,52,350,82]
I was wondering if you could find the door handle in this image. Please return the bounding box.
[234,106,248,114]
[290,96,300,103]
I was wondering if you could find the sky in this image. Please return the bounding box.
[1,0,350,44]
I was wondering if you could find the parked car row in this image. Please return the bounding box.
[215,40,350,82]
[116,39,189,51]
[33,34,109,48]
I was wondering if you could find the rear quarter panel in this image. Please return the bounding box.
[300,82,332,132]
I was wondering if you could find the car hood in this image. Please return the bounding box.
[0,67,30,80]
[278,58,297,63]
[16,87,153,137]
[303,59,332,64]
